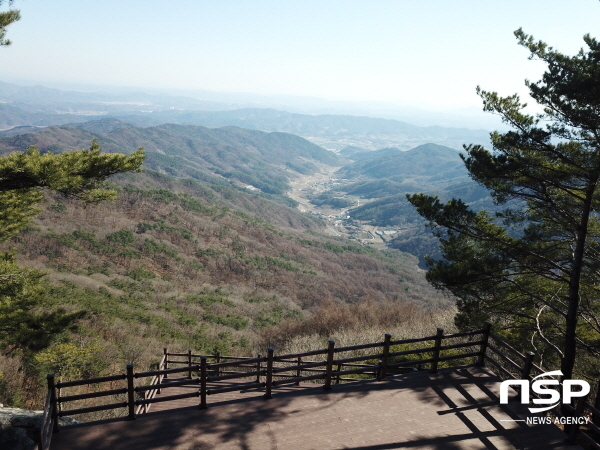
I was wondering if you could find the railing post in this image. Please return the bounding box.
[336,363,342,384]
[256,353,262,384]
[477,322,492,367]
[47,374,60,433]
[126,364,136,420]
[264,348,274,399]
[323,340,336,390]
[163,347,169,379]
[379,333,392,380]
[199,356,207,409]
[188,349,193,379]
[521,351,535,379]
[295,356,302,386]
[430,328,444,374]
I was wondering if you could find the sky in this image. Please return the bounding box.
[1,0,599,113]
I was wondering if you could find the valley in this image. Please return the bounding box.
[287,169,390,250]
[283,142,487,263]
[0,85,487,412]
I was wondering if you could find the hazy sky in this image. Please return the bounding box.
[1,0,599,110]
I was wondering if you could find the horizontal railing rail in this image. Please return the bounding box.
[56,373,127,389]
[273,349,329,360]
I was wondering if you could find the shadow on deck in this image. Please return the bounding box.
[49,366,582,450]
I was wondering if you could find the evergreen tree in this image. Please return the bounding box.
[0,0,20,46]
[0,140,144,352]
[0,0,145,354]
[408,29,600,380]
[0,140,144,240]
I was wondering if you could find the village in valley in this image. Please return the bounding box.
[285,164,402,250]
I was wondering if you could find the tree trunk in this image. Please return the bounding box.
[561,182,596,380]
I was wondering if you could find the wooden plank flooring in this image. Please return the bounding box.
[49,366,583,450]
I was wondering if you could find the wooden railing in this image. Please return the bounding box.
[38,326,485,449]
[37,323,600,449]
[483,328,600,447]
[135,352,167,415]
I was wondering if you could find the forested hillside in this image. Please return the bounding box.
[341,144,491,225]
[338,143,465,182]
[0,120,342,196]
[0,123,450,410]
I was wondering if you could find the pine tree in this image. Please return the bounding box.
[408,29,600,380]
[0,140,145,240]
[0,140,144,351]
[0,0,146,353]
[0,0,20,46]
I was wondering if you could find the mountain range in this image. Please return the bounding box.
[0,81,491,151]
[0,119,341,197]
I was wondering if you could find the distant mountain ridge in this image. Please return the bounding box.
[0,81,491,150]
[0,81,228,111]
[0,104,88,130]
[340,146,400,161]
[142,108,484,136]
[0,119,342,196]
[337,143,464,180]
[130,108,490,150]
[343,143,492,217]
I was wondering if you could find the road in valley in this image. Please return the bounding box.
[286,164,387,249]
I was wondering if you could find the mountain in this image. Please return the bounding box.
[0,82,491,151]
[338,145,370,159]
[0,81,230,112]
[346,179,409,199]
[0,104,91,130]
[344,143,492,224]
[341,147,401,162]
[337,143,466,182]
[307,143,495,268]
[0,120,342,196]
[127,109,490,150]
[0,104,490,151]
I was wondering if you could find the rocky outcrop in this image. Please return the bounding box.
[0,407,80,450]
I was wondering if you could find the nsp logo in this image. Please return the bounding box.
[499,370,590,413]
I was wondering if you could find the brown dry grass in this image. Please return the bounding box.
[261,298,457,354]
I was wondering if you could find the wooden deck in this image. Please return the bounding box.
[49,366,582,450]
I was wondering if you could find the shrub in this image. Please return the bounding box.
[128,266,156,281]
[142,238,179,259]
[105,230,135,246]
[35,341,105,381]
[203,313,248,330]
[187,291,235,308]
